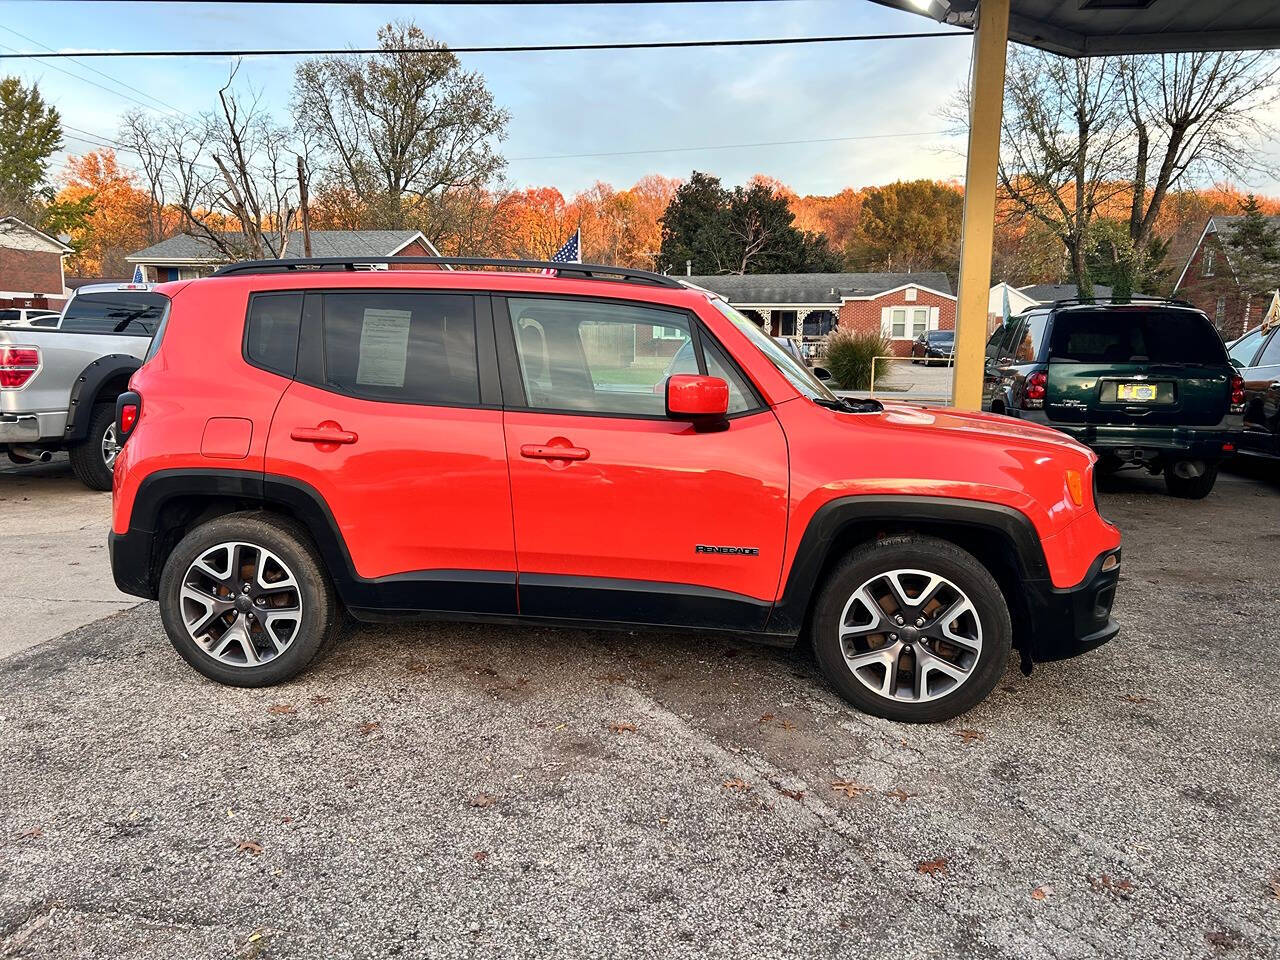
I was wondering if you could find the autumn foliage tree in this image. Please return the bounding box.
[56,150,152,276]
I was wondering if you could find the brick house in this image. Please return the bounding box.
[1173,215,1280,338]
[126,230,444,282]
[0,217,72,311]
[688,272,955,358]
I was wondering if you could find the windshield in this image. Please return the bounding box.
[710,298,839,402]
[1048,309,1228,365]
[61,292,167,336]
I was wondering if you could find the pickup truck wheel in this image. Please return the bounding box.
[811,535,1012,723]
[68,403,119,491]
[158,512,337,687]
[1163,459,1218,499]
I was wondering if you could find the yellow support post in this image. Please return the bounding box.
[951,0,1011,410]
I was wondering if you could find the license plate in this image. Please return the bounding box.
[1117,382,1157,401]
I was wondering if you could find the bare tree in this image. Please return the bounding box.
[118,110,170,243]
[293,20,508,232]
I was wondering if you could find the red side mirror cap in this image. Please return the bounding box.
[666,374,729,422]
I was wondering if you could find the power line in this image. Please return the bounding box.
[507,130,955,162]
[0,31,968,60]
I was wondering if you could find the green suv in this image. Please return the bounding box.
[983,299,1243,499]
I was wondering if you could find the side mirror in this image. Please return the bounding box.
[811,366,833,382]
[666,374,729,425]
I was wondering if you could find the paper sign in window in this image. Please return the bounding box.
[355,309,412,388]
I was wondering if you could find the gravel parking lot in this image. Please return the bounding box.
[2,463,1279,959]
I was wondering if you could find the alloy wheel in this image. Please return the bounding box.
[179,541,303,667]
[837,568,983,703]
[101,423,120,469]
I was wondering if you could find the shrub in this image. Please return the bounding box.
[823,328,891,390]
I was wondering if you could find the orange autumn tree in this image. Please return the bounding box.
[57,150,152,276]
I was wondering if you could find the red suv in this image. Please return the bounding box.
[109,258,1121,722]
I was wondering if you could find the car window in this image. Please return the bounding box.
[1257,330,1280,367]
[1048,309,1228,364]
[1232,328,1269,367]
[997,317,1027,359]
[245,293,302,378]
[319,292,479,406]
[61,292,167,336]
[29,314,59,328]
[0,309,19,324]
[1009,313,1050,363]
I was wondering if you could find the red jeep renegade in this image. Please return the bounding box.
[109,258,1121,723]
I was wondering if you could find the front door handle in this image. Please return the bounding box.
[521,443,589,461]
[291,425,358,445]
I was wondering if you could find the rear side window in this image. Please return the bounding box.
[1257,331,1280,367]
[1048,310,1228,364]
[319,292,479,406]
[245,293,302,378]
[61,292,167,336]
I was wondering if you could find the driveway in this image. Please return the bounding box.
[1,465,1278,959]
[0,455,137,659]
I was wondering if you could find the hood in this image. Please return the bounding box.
[873,402,1095,460]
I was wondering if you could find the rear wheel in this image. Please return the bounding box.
[1164,459,1218,499]
[68,403,119,491]
[810,535,1012,723]
[158,512,337,686]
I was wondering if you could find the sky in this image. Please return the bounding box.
[3,0,1278,200]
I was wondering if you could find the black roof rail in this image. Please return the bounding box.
[1049,295,1197,309]
[209,256,685,288]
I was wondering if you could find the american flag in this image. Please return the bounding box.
[542,228,581,274]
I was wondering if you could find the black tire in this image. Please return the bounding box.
[1163,460,1218,499]
[68,403,118,491]
[810,535,1012,723]
[158,511,338,687]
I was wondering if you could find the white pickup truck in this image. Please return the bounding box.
[0,282,167,489]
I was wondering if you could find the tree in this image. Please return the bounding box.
[845,179,963,278]
[0,76,62,217]
[659,171,840,275]
[293,21,508,233]
[57,150,152,276]
[1226,194,1280,301]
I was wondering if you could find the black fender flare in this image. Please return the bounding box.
[64,354,141,443]
[764,495,1050,635]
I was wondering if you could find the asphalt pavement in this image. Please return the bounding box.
[1,462,1278,959]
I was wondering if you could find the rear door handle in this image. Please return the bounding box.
[291,426,358,445]
[521,443,589,461]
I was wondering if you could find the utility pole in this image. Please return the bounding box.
[297,154,313,258]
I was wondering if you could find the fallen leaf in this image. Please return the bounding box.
[723,777,751,792]
[357,721,381,736]
[19,826,43,839]
[468,793,496,809]
[236,840,263,856]
[1122,694,1153,704]
[779,788,805,801]
[279,816,294,824]
[779,718,796,731]
[610,722,638,733]
[831,780,872,798]
[758,712,775,724]
[1030,884,1053,901]
[267,704,296,715]
[309,695,332,705]
[473,850,489,862]
[1088,873,1135,898]
[917,857,948,876]
[884,788,916,804]
[954,729,985,744]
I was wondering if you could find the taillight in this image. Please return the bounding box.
[1022,370,1047,409]
[116,390,141,442]
[0,346,39,389]
[1230,374,1244,410]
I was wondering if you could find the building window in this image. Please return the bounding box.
[652,324,685,340]
[1215,296,1226,325]
[905,287,917,302]
[912,308,929,339]
[890,308,907,338]
[1203,248,1216,277]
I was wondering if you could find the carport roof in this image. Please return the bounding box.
[872,1,1280,57]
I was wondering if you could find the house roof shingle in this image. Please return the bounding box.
[686,272,953,305]
[1018,283,1114,303]
[127,230,431,263]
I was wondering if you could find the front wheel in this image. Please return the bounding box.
[1164,460,1218,499]
[810,535,1012,723]
[158,512,338,686]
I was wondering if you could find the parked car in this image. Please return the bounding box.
[772,337,838,388]
[0,308,60,328]
[1225,322,1280,458]
[911,329,955,366]
[0,282,164,489]
[983,299,1241,499]
[109,257,1120,723]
